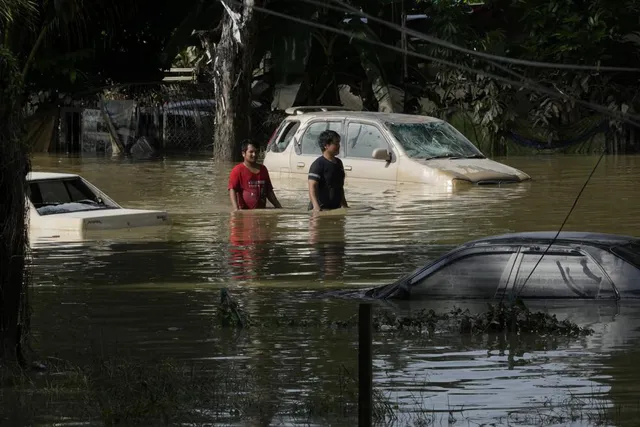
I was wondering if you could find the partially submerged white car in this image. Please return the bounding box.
[26,172,170,238]
[264,106,530,188]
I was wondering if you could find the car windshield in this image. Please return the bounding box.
[28,178,116,216]
[611,242,640,268]
[385,121,484,159]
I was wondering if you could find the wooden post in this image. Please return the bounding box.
[162,109,168,152]
[99,97,125,155]
[358,303,373,427]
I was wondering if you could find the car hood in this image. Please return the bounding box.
[413,158,530,183]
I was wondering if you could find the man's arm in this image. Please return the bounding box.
[263,166,282,208]
[337,159,348,208]
[266,189,282,208]
[308,160,322,211]
[229,188,239,211]
[228,166,240,211]
[308,180,321,211]
[340,193,349,208]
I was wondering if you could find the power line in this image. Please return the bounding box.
[512,148,607,299]
[316,0,640,73]
[227,0,640,128]
[311,0,640,123]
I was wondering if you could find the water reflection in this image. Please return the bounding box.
[22,153,640,425]
[369,299,640,425]
[228,211,276,280]
[309,214,346,281]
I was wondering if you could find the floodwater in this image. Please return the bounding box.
[21,154,640,425]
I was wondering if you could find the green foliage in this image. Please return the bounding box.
[499,0,640,141]
[412,0,515,146]
[213,290,593,338]
[0,0,207,102]
[0,0,37,26]
[0,47,24,108]
[511,0,639,64]
[406,0,640,152]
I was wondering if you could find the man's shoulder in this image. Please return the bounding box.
[310,156,325,168]
[229,163,244,180]
[231,163,245,173]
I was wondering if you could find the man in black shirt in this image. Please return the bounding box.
[308,130,349,211]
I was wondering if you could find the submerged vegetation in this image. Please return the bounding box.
[0,339,634,427]
[0,290,598,426]
[0,355,396,426]
[217,289,594,337]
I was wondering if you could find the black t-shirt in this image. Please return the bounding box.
[308,156,345,210]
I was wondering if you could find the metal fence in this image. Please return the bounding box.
[158,83,216,152]
[55,83,217,155]
[56,82,283,155]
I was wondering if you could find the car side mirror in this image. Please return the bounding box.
[372,148,391,162]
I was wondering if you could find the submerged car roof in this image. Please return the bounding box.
[464,231,639,247]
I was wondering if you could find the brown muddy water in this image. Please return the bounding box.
[16,154,640,425]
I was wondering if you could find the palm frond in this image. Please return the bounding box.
[0,0,37,25]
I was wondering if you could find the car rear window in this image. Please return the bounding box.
[28,178,112,216]
[611,242,640,269]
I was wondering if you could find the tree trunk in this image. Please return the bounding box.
[0,51,29,366]
[359,56,394,113]
[210,0,257,162]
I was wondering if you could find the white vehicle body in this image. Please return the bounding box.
[26,172,170,240]
[263,107,530,188]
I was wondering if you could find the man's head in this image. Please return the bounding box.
[318,130,341,156]
[241,140,259,165]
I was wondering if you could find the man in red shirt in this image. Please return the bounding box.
[228,140,282,211]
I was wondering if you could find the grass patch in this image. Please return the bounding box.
[2,347,638,426]
[1,355,396,426]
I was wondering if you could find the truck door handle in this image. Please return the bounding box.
[296,162,305,168]
[344,165,352,171]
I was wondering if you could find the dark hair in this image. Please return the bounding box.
[317,130,340,152]
[240,139,259,153]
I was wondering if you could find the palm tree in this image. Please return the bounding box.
[0,0,35,366]
[0,0,124,365]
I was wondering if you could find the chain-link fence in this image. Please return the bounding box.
[50,83,216,155]
[104,82,216,153]
[51,82,286,156]
[158,83,216,152]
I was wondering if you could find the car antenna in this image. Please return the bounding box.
[508,146,608,301]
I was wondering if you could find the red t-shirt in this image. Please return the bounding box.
[228,163,273,209]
